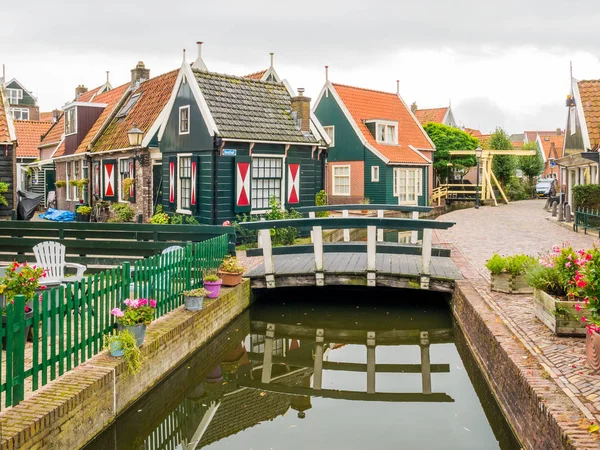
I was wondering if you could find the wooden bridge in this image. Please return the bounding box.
[242,204,460,292]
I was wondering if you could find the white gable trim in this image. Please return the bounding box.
[408,145,433,164]
[312,83,329,113]
[396,93,436,150]
[1,87,17,142]
[261,67,281,82]
[6,78,37,102]
[49,137,65,159]
[573,78,592,151]
[158,63,218,141]
[536,136,547,163]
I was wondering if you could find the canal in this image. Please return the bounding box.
[86,287,520,450]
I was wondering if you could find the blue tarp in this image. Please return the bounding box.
[39,208,76,222]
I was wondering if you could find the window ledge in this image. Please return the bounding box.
[176,209,192,215]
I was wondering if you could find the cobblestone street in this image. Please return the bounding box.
[437,199,600,445]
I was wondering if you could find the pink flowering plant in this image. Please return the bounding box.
[0,262,47,313]
[573,246,600,333]
[111,298,157,327]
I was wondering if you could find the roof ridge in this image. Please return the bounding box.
[14,119,53,124]
[192,68,282,85]
[331,82,398,97]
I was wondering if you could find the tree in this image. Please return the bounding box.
[519,141,545,182]
[489,127,515,186]
[423,123,478,184]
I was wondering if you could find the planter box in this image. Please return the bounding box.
[533,288,591,336]
[490,273,533,294]
[218,271,243,287]
[586,331,600,373]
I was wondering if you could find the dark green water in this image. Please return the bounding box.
[86,287,520,450]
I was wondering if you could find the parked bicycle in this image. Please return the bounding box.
[90,195,110,222]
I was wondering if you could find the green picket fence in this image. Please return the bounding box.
[0,234,229,409]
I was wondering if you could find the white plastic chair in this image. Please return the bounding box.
[33,241,86,284]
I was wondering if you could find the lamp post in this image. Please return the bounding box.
[127,123,143,147]
[475,147,483,209]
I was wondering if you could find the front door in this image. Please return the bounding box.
[45,169,56,207]
[152,164,162,213]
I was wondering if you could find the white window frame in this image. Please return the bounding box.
[65,162,71,201]
[323,126,335,147]
[393,167,422,205]
[179,105,190,135]
[176,153,193,214]
[570,107,576,136]
[117,157,133,203]
[81,159,88,202]
[332,164,351,196]
[365,120,398,145]
[371,166,379,182]
[11,108,29,120]
[7,88,23,104]
[71,160,81,201]
[65,108,77,136]
[250,154,285,213]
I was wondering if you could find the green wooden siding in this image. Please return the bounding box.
[383,164,429,206]
[6,81,36,107]
[364,150,387,204]
[313,91,364,162]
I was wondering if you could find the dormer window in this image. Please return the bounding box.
[116,93,141,119]
[6,88,23,105]
[65,108,77,135]
[365,120,398,145]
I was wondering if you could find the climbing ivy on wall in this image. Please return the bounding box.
[0,182,9,207]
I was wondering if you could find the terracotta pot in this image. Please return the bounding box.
[587,330,600,373]
[218,271,243,287]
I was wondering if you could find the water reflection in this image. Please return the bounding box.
[86,287,520,450]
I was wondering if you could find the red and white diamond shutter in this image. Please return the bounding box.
[287,159,301,205]
[234,156,251,213]
[191,157,197,208]
[101,159,117,201]
[168,156,176,207]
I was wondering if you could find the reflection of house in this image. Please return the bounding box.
[313,81,435,205]
[412,103,457,128]
[0,84,17,216]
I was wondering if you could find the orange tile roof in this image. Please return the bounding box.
[243,69,267,80]
[477,134,492,149]
[539,135,564,161]
[0,91,11,143]
[464,127,482,137]
[332,83,433,164]
[40,114,64,147]
[14,120,53,158]
[511,141,523,150]
[74,83,129,154]
[414,107,448,125]
[92,70,178,152]
[578,80,600,148]
[76,86,101,103]
[524,130,563,143]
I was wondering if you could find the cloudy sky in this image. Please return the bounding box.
[3,0,600,135]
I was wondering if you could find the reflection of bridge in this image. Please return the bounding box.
[242,204,461,292]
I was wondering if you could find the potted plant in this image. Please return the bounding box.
[359,197,371,214]
[122,177,135,201]
[69,178,88,204]
[527,244,594,337]
[55,180,66,189]
[111,298,156,346]
[76,205,92,222]
[203,270,222,298]
[0,262,47,349]
[104,329,142,374]
[182,287,210,311]
[486,253,535,294]
[217,256,245,287]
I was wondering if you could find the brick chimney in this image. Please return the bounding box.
[556,128,562,136]
[411,102,418,114]
[51,109,60,123]
[131,61,150,88]
[75,85,88,99]
[291,88,311,133]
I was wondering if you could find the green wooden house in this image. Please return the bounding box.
[158,46,329,224]
[313,81,435,206]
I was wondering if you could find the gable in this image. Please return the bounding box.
[6,80,36,107]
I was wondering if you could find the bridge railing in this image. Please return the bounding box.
[294,204,432,244]
[239,217,454,290]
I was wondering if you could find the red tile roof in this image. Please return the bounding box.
[74,83,129,154]
[539,135,564,161]
[511,141,523,150]
[76,86,102,103]
[414,107,448,125]
[92,70,178,152]
[332,83,433,164]
[524,130,563,143]
[578,80,600,148]
[40,113,64,148]
[14,120,53,158]
[464,127,482,137]
[0,91,12,144]
[39,112,54,122]
[243,69,267,80]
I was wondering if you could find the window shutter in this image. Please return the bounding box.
[128,159,136,203]
[191,155,200,212]
[168,156,177,209]
[286,158,301,206]
[93,162,100,197]
[416,168,422,196]
[234,156,251,213]
[101,159,117,201]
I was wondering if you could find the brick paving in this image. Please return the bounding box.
[436,199,600,438]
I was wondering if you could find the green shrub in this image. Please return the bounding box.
[170,214,183,225]
[104,330,142,375]
[110,203,134,222]
[573,184,600,210]
[185,215,199,225]
[76,205,92,215]
[505,254,536,276]
[233,213,259,248]
[315,190,329,218]
[266,197,302,246]
[149,212,169,224]
[485,254,506,274]
[525,263,563,296]
[505,177,532,201]
[0,181,9,207]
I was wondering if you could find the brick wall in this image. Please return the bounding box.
[0,281,251,450]
[453,280,596,449]
[327,161,364,204]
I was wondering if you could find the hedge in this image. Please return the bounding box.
[573,184,600,210]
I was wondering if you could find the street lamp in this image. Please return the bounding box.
[475,147,483,209]
[127,123,143,147]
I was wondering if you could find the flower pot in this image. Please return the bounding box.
[117,323,147,346]
[184,295,204,311]
[587,330,600,373]
[109,341,124,357]
[217,271,243,287]
[204,279,222,298]
[533,288,591,336]
[490,273,533,294]
[2,311,33,350]
[76,213,90,223]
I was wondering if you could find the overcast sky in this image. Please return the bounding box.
[3,0,600,135]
